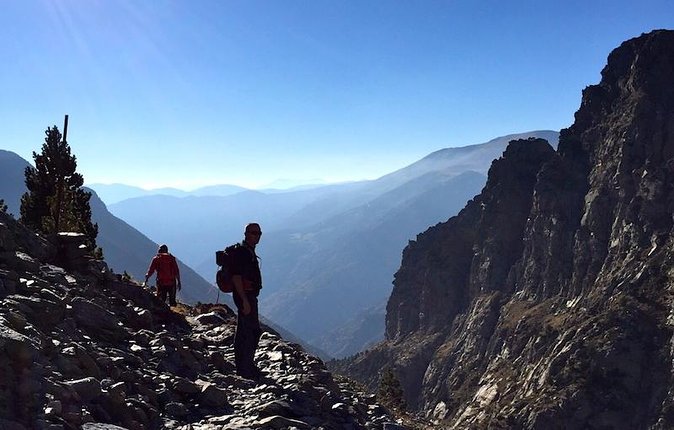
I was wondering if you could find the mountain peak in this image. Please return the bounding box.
[563,29,674,162]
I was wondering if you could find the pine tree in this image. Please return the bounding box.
[377,367,407,411]
[20,125,98,249]
[0,199,7,214]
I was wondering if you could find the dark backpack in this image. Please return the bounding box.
[215,244,240,293]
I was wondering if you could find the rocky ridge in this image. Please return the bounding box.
[0,210,399,429]
[333,30,674,429]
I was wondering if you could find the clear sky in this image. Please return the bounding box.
[2,1,673,190]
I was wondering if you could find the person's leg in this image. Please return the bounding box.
[233,292,247,375]
[233,292,260,378]
[240,293,262,376]
[168,282,177,306]
[247,294,262,373]
[156,284,168,304]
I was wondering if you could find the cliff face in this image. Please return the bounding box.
[334,30,674,428]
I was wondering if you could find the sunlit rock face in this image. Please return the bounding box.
[333,30,674,428]
[0,210,395,429]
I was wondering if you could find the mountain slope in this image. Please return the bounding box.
[261,170,488,356]
[277,130,559,231]
[0,151,217,305]
[371,130,559,191]
[0,209,394,429]
[0,150,30,216]
[333,30,674,428]
[88,192,218,304]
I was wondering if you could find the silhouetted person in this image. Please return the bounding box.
[145,244,181,306]
[232,223,263,379]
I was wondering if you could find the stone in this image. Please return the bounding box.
[66,377,102,402]
[13,252,40,273]
[165,401,190,418]
[0,270,17,296]
[20,295,66,327]
[255,415,311,430]
[82,424,130,430]
[107,382,126,403]
[431,400,448,420]
[71,297,127,342]
[127,307,153,330]
[331,402,349,414]
[320,391,341,412]
[0,324,36,367]
[171,377,200,395]
[195,312,227,325]
[254,399,295,418]
[199,383,229,408]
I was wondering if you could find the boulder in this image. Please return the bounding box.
[71,297,127,342]
[65,377,102,402]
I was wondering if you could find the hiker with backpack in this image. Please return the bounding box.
[144,244,181,307]
[230,223,264,380]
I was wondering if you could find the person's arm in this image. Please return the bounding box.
[144,257,157,285]
[173,256,181,290]
[233,275,251,315]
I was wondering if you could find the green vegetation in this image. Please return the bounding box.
[121,270,132,282]
[377,367,407,411]
[20,125,98,249]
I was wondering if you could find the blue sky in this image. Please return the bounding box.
[2,1,673,189]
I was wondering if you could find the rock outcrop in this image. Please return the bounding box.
[333,30,674,429]
[0,210,397,429]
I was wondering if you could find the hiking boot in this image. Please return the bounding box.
[237,366,262,381]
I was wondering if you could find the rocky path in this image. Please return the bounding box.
[0,211,401,429]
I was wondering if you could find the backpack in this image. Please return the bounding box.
[155,253,178,285]
[215,244,240,293]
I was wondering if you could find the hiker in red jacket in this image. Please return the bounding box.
[144,244,181,306]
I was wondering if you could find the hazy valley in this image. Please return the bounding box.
[95,130,559,358]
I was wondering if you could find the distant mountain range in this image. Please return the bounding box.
[87,183,249,205]
[98,130,559,357]
[87,180,332,205]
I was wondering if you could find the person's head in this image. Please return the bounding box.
[244,223,262,246]
[158,244,168,254]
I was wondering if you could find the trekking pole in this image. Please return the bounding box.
[216,288,220,304]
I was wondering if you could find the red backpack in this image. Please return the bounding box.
[154,253,178,285]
